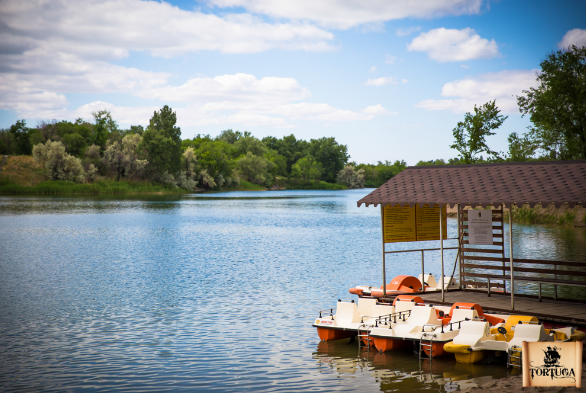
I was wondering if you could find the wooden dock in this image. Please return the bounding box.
[413,289,586,326]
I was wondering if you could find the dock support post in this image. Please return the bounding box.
[381,204,386,298]
[421,250,425,292]
[554,264,558,300]
[509,203,514,311]
[440,205,445,303]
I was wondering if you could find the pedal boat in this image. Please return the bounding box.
[369,301,505,358]
[313,295,422,342]
[349,274,457,298]
[443,315,585,364]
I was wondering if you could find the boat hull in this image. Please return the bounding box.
[316,327,354,342]
[371,336,412,352]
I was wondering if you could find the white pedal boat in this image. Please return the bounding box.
[444,315,586,364]
[313,295,422,342]
[368,301,505,357]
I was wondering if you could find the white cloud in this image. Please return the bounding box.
[385,55,397,65]
[0,0,334,58]
[407,28,500,62]
[401,78,409,84]
[370,66,377,72]
[396,26,421,36]
[365,77,397,86]
[460,64,469,69]
[0,0,335,120]
[362,104,397,115]
[558,28,586,49]
[208,0,484,29]
[415,69,538,113]
[141,73,311,105]
[19,71,370,126]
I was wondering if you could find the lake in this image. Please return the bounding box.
[1,190,585,392]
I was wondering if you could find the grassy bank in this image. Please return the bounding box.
[0,179,187,195]
[275,177,347,190]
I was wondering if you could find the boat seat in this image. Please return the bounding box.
[453,320,491,347]
[335,301,361,325]
[450,309,479,324]
[508,323,551,348]
[393,305,442,334]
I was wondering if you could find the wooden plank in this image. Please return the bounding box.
[462,255,506,262]
[461,280,505,288]
[514,276,586,287]
[462,240,504,246]
[459,224,503,229]
[462,272,509,279]
[463,263,586,277]
[461,232,505,238]
[463,263,509,271]
[462,248,505,254]
[513,258,586,268]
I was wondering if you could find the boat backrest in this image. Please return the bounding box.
[394,299,416,314]
[406,305,441,327]
[450,308,479,323]
[372,303,394,318]
[453,321,490,346]
[357,298,377,316]
[335,301,361,325]
[417,273,437,288]
[508,323,550,347]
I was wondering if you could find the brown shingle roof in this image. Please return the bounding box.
[357,160,586,209]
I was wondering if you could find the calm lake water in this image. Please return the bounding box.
[1,190,585,392]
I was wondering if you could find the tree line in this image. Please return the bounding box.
[0,106,401,189]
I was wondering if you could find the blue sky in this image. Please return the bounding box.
[1,0,585,165]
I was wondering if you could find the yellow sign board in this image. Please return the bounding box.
[416,204,447,241]
[383,204,416,243]
[383,204,447,243]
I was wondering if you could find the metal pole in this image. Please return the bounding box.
[440,205,445,302]
[381,205,387,298]
[421,250,425,292]
[509,203,514,311]
[457,203,461,290]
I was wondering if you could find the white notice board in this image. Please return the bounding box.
[467,210,493,245]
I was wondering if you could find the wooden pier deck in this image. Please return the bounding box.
[412,289,586,326]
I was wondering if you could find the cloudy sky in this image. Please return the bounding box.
[1,0,585,164]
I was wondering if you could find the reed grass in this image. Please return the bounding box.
[0,179,188,195]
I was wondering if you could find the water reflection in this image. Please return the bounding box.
[313,340,511,392]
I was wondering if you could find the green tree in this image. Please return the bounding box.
[337,164,365,188]
[517,45,586,160]
[216,129,242,144]
[62,133,87,157]
[450,100,507,164]
[140,105,182,176]
[237,151,272,184]
[291,155,322,183]
[308,137,349,182]
[506,132,537,162]
[235,135,268,157]
[91,110,117,148]
[9,120,33,155]
[262,134,309,175]
[195,140,237,188]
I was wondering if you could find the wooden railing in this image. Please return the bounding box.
[458,207,586,300]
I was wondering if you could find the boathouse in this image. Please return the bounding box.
[357,160,586,325]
